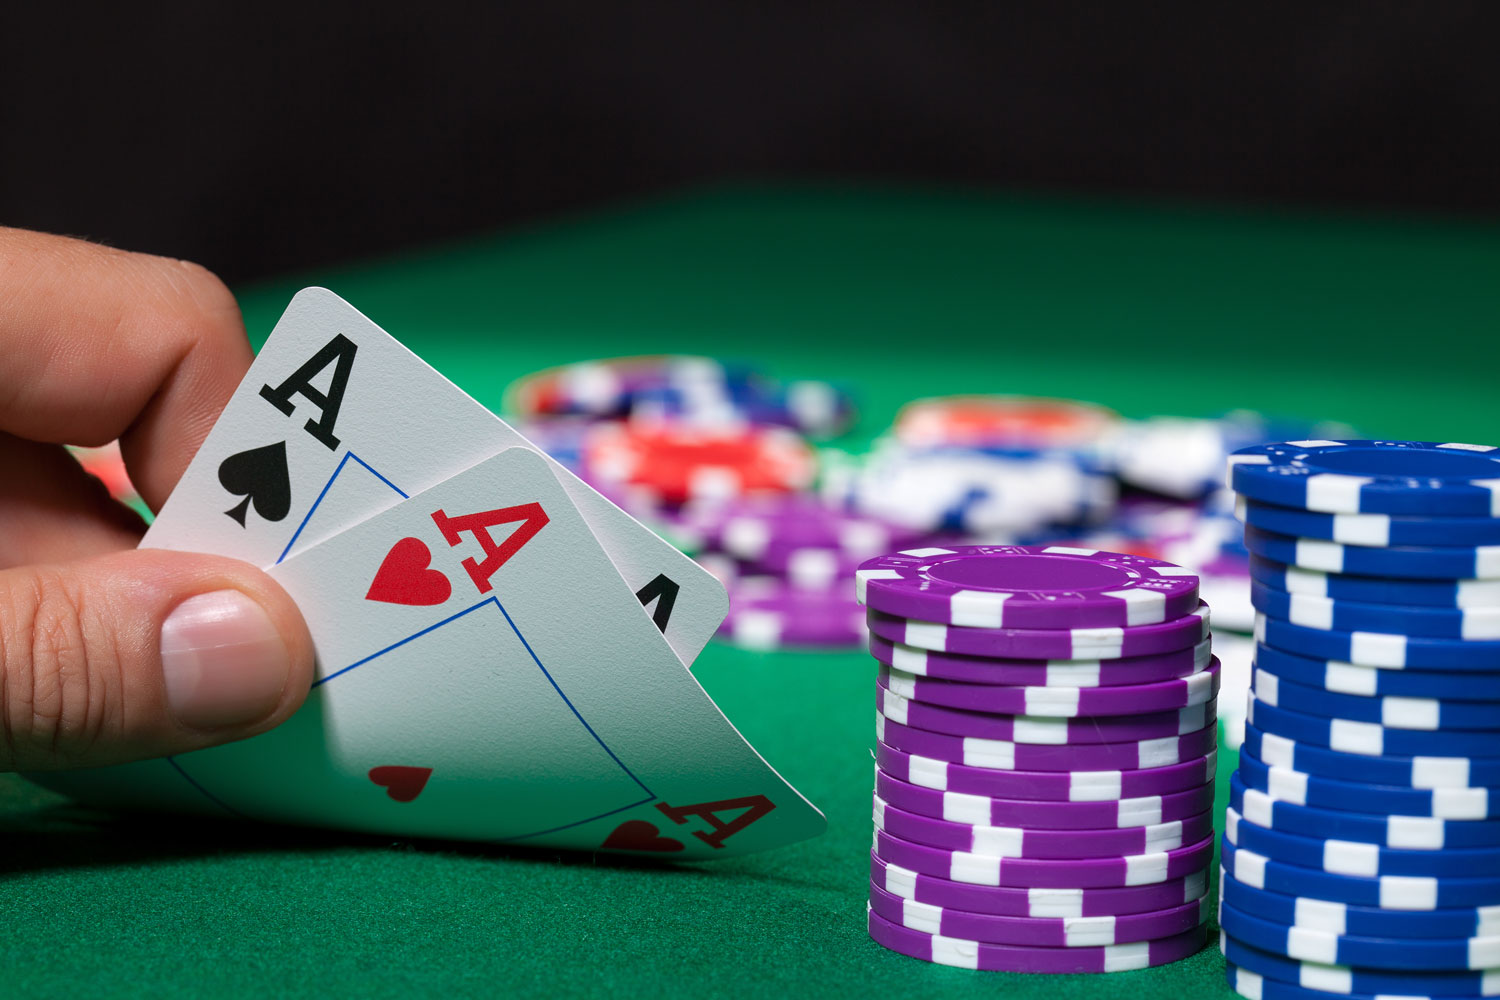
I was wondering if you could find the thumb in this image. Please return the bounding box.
[1,548,314,771]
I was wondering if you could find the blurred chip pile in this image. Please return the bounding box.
[503,357,1354,684]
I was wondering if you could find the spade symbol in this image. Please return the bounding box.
[218,441,292,527]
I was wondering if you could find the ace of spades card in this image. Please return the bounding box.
[139,287,725,670]
[135,447,822,857]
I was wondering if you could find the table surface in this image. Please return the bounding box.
[6,185,1498,999]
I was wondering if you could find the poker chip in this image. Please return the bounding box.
[869,633,1213,686]
[583,422,815,504]
[867,880,1209,947]
[893,396,1121,453]
[870,852,1211,918]
[688,494,925,572]
[1228,440,1500,516]
[1237,744,1497,818]
[829,443,1116,536]
[1244,717,1500,791]
[874,793,1214,859]
[1248,693,1500,757]
[1250,579,1500,640]
[878,685,1217,744]
[1240,497,1500,548]
[866,602,1211,659]
[874,742,1217,801]
[871,827,1215,889]
[872,906,1209,973]
[1249,554,1500,609]
[1221,836,1500,910]
[1245,524,1500,580]
[855,545,1201,629]
[876,713,1219,772]
[1221,871,1500,940]
[1221,899,1500,971]
[1225,962,1440,1000]
[1229,773,1500,849]
[874,769,1219,831]
[869,907,1207,972]
[1253,641,1500,701]
[878,660,1220,718]
[1257,611,1500,671]
[1221,931,1500,996]
[1227,805,1500,878]
[716,576,865,649]
[1253,662,1500,731]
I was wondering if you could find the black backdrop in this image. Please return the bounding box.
[3,3,1497,283]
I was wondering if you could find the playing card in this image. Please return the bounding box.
[135,447,823,857]
[142,287,725,667]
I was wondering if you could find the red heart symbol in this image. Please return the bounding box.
[366,537,451,606]
[601,819,685,853]
[367,765,433,803]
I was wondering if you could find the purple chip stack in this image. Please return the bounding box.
[855,545,1217,972]
[685,495,936,650]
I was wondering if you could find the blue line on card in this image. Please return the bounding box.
[165,757,246,819]
[313,598,499,687]
[277,451,408,565]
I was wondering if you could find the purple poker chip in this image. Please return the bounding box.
[875,741,1217,801]
[716,576,865,649]
[868,880,1209,948]
[867,907,1208,972]
[874,768,1219,830]
[876,714,1219,773]
[866,602,1211,659]
[878,685,1218,744]
[870,633,1213,686]
[688,494,927,567]
[870,851,1210,918]
[856,545,1201,629]
[872,827,1216,888]
[877,659,1220,718]
[874,794,1215,859]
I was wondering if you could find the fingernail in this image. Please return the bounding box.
[160,590,291,729]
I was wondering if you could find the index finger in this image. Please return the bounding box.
[0,227,252,511]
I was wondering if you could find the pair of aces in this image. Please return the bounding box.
[37,288,824,860]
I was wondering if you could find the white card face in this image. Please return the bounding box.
[141,287,725,668]
[161,448,824,859]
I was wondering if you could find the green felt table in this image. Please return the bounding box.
[4,186,1498,999]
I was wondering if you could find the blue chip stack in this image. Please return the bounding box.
[1221,440,1500,1000]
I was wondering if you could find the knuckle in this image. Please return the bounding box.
[0,570,118,766]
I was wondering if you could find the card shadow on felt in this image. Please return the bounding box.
[0,775,780,882]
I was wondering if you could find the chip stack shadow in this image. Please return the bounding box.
[1223,440,1500,1000]
[856,545,1216,972]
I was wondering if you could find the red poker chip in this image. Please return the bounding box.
[583,423,816,504]
[894,395,1120,451]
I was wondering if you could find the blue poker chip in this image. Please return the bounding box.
[1230,773,1500,849]
[1221,901,1500,971]
[1250,555,1500,610]
[1228,440,1500,516]
[1242,718,1500,793]
[1258,611,1500,671]
[1254,641,1500,701]
[1238,738,1499,819]
[1240,498,1500,548]
[1222,870,1500,940]
[1252,657,1500,730]
[1227,805,1500,878]
[1224,961,1482,1000]
[1249,693,1500,758]
[1250,579,1500,641]
[1222,931,1500,996]
[1223,836,1500,911]
[1245,525,1500,581]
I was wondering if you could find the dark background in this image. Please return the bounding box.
[3,3,1497,284]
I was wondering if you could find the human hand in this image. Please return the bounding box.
[0,228,313,772]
